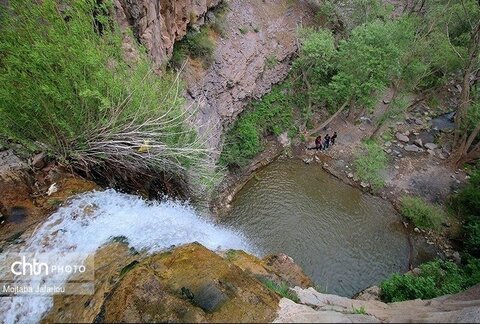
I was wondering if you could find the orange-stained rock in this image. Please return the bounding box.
[0,150,98,242]
[43,243,139,324]
[101,243,280,323]
[223,250,313,289]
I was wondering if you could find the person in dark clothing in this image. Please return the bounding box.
[324,134,330,149]
[315,135,323,150]
[331,131,337,145]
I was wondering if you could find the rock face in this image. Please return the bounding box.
[114,0,315,155]
[275,286,480,323]
[183,0,315,154]
[0,150,98,243]
[113,0,222,66]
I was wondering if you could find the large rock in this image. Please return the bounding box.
[275,285,480,323]
[48,243,280,323]
[395,132,409,143]
[424,142,438,150]
[404,144,424,153]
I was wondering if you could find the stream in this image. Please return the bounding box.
[221,159,433,297]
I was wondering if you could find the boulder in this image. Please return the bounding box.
[414,118,424,125]
[395,132,409,143]
[424,143,438,150]
[404,144,424,153]
[275,285,480,323]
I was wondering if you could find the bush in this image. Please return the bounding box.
[209,1,229,37]
[0,0,208,190]
[381,259,480,302]
[453,170,480,218]
[354,140,387,190]
[464,221,480,256]
[400,196,446,230]
[220,85,295,167]
[451,169,480,256]
[170,27,215,69]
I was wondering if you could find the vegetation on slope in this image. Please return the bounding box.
[353,140,388,190]
[0,0,209,193]
[220,84,295,168]
[381,168,480,302]
[400,196,446,230]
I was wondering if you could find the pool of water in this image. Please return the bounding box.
[220,159,414,296]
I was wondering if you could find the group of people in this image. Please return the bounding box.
[307,131,337,151]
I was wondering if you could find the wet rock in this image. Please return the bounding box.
[405,144,424,153]
[424,143,438,150]
[193,283,228,313]
[99,244,279,323]
[396,132,409,143]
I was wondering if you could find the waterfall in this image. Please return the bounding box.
[1,189,252,323]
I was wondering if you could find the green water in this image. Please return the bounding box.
[221,159,425,297]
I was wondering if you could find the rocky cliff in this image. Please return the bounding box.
[113,0,222,66]
[115,0,317,155]
[183,0,315,154]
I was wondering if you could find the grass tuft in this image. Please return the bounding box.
[400,196,446,230]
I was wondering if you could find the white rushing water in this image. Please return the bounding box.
[1,189,252,323]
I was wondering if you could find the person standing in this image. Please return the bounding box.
[324,134,331,149]
[315,135,323,150]
[331,131,337,145]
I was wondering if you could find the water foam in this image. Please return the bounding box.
[1,189,252,323]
